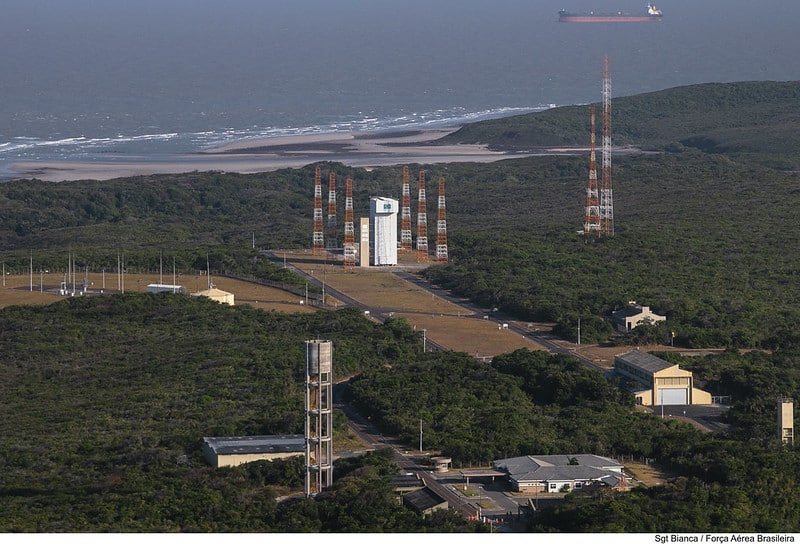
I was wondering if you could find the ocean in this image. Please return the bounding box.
[2,0,799,179]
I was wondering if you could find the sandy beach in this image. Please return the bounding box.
[8,127,580,182]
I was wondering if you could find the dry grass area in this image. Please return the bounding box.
[624,460,672,487]
[395,312,543,359]
[0,272,319,314]
[281,250,549,357]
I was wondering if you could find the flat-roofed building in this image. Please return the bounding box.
[202,435,305,468]
[614,350,712,406]
[147,283,186,294]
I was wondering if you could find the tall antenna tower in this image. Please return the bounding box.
[600,55,614,236]
[327,171,337,227]
[583,105,601,234]
[326,171,337,249]
[343,177,356,270]
[436,176,448,263]
[305,340,333,497]
[416,170,428,262]
[312,166,324,254]
[400,166,413,252]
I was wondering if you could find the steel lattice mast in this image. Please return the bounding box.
[327,171,337,227]
[583,105,601,234]
[343,177,355,269]
[600,55,614,236]
[326,171,337,249]
[312,166,324,254]
[416,170,428,262]
[436,176,448,263]
[400,166,413,252]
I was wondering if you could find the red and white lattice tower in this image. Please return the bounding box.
[416,170,428,262]
[583,105,601,234]
[312,166,324,254]
[400,166,413,252]
[600,55,614,236]
[436,176,448,263]
[343,177,356,269]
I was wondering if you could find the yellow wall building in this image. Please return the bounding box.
[615,350,712,406]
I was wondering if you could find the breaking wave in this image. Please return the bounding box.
[0,105,555,175]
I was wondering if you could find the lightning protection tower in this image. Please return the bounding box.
[343,177,356,269]
[436,176,448,263]
[305,340,333,497]
[312,166,324,254]
[416,170,429,262]
[584,105,601,234]
[600,55,614,236]
[400,166,413,252]
[326,171,337,249]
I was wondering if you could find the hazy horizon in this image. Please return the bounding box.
[1,0,799,165]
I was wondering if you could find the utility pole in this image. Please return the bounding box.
[419,419,423,452]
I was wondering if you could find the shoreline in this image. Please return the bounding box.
[8,127,585,182]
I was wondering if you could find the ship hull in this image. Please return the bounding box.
[559,15,662,22]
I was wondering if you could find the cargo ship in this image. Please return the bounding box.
[558,3,662,23]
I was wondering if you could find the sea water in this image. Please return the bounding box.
[1,0,799,179]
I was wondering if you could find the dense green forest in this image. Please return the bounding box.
[2,295,799,531]
[441,80,800,158]
[0,295,485,531]
[3,81,800,532]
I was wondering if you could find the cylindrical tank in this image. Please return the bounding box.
[306,340,332,375]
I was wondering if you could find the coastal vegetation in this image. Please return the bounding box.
[1,295,799,531]
[2,80,800,531]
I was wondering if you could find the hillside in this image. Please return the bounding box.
[439,80,800,156]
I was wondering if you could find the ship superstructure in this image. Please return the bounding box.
[559,3,662,23]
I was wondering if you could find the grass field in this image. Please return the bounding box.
[280,250,547,357]
[395,312,541,358]
[0,272,319,314]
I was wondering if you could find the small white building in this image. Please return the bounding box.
[147,283,186,294]
[611,301,666,332]
[369,197,398,266]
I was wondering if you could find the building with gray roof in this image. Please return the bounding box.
[402,487,448,516]
[493,454,627,493]
[202,435,305,468]
[615,350,712,406]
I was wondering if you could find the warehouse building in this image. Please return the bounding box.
[614,350,712,406]
[202,435,305,468]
